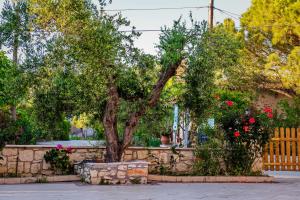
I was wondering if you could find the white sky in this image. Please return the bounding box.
[0,0,251,55]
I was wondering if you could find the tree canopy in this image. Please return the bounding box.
[235,0,300,96]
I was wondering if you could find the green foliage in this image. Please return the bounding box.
[44,145,73,175]
[35,177,48,183]
[218,100,274,175]
[237,0,300,95]
[0,0,30,52]
[0,110,17,152]
[185,25,242,118]
[0,51,25,106]
[193,126,224,176]
[277,97,300,127]
[193,91,274,175]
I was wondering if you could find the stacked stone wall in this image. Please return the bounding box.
[0,145,195,177]
[75,161,148,184]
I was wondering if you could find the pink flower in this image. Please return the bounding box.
[56,144,63,150]
[267,112,273,119]
[234,131,240,137]
[249,117,256,124]
[225,100,234,107]
[66,146,73,153]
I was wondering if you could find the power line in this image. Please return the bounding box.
[214,7,241,17]
[214,8,240,20]
[102,6,209,12]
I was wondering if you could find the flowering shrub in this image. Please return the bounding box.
[217,100,274,175]
[44,144,73,175]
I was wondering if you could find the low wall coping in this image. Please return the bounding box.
[3,145,194,151]
[148,175,275,183]
[84,160,149,167]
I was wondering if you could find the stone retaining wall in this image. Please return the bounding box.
[75,161,148,184]
[0,145,194,177]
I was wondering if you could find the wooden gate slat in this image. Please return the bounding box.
[275,128,280,171]
[291,128,296,171]
[263,144,269,171]
[269,139,274,171]
[286,128,291,171]
[298,128,300,170]
[263,127,300,172]
[280,127,285,171]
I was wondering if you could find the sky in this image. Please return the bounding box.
[0,0,252,55]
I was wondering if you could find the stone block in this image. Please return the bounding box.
[31,163,41,174]
[7,162,17,173]
[159,152,169,163]
[90,170,98,178]
[91,178,99,184]
[98,170,109,177]
[34,151,45,160]
[69,153,84,162]
[42,170,53,176]
[19,150,33,162]
[0,156,7,166]
[123,154,132,161]
[137,150,148,160]
[7,155,17,162]
[42,160,51,170]
[0,166,7,174]
[175,162,188,172]
[17,162,24,173]
[24,162,31,173]
[4,178,21,184]
[2,148,17,156]
[117,171,126,179]
[110,170,117,176]
[127,168,147,177]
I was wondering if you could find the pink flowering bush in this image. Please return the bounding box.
[44,144,73,174]
[217,100,274,175]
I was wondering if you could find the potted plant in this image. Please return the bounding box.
[160,126,172,145]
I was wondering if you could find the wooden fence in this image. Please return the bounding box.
[263,128,300,171]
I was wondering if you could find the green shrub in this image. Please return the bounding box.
[218,100,274,175]
[277,97,300,127]
[193,125,224,175]
[44,145,73,175]
[193,94,274,176]
[0,110,17,158]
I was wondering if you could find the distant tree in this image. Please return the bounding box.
[237,0,300,96]
[0,0,30,120]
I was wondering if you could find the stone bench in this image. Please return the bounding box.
[75,160,148,185]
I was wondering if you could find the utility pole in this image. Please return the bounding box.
[208,0,214,29]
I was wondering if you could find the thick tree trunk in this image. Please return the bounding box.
[103,78,122,162]
[122,60,183,150]
[103,61,183,162]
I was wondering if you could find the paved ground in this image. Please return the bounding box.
[1,179,300,200]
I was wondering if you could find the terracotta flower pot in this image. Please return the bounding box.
[160,135,170,145]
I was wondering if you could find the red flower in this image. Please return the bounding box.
[243,126,250,132]
[234,131,240,137]
[56,144,63,150]
[226,100,234,107]
[263,106,272,113]
[267,112,273,119]
[249,117,256,124]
